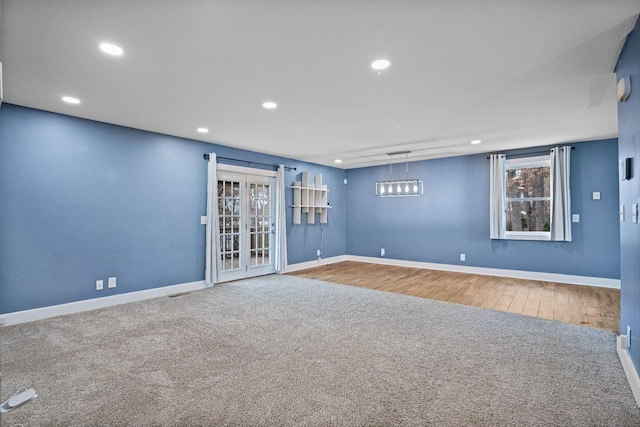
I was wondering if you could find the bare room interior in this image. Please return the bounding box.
[2,1,640,425]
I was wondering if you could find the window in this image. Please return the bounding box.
[490,147,572,242]
[504,156,551,240]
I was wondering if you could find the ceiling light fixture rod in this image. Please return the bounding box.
[405,152,409,180]
[385,150,413,178]
[386,150,411,156]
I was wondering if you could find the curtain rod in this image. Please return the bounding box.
[203,154,296,171]
[486,146,574,159]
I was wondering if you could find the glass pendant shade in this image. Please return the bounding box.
[375,179,423,197]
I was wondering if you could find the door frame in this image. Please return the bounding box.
[215,164,277,283]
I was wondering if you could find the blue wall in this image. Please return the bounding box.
[0,104,346,314]
[286,167,347,263]
[346,139,620,279]
[0,102,623,316]
[616,18,640,364]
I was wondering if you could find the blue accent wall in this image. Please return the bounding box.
[0,102,622,317]
[346,139,620,279]
[616,18,640,365]
[285,167,347,264]
[0,104,346,313]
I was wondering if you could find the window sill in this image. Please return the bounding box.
[503,232,551,241]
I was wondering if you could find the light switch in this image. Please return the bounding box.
[592,192,600,200]
[200,216,207,225]
[572,214,580,223]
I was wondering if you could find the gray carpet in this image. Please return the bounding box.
[1,275,638,426]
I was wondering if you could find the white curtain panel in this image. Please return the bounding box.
[274,165,288,273]
[489,154,506,239]
[550,146,572,242]
[204,153,218,286]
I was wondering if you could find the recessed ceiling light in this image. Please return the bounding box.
[99,42,124,56]
[334,159,343,163]
[471,139,482,145]
[371,59,391,71]
[62,96,80,104]
[197,127,209,134]
[262,101,277,110]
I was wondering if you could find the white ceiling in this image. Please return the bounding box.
[1,1,638,169]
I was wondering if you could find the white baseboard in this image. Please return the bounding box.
[0,280,207,326]
[617,335,640,407]
[343,256,620,289]
[283,255,348,273]
[1,255,619,327]
[284,255,619,289]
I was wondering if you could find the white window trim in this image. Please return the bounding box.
[503,154,551,240]
[505,155,550,169]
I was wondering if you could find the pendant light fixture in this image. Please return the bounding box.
[375,151,423,197]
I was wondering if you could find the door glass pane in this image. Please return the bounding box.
[249,182,271,268]
[218,179,242,272]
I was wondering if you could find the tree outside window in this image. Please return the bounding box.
[504,156,551,239]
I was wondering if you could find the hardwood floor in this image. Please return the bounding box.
[287,261,620,333]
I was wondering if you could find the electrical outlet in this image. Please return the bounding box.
[381,248,385,257]
[628,325,632,349]
[108,277,116,288]
[96,280,103,291]
[460,254,466,261]
[317,249,321,258]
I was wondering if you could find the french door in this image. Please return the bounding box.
[216,171,276,282]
